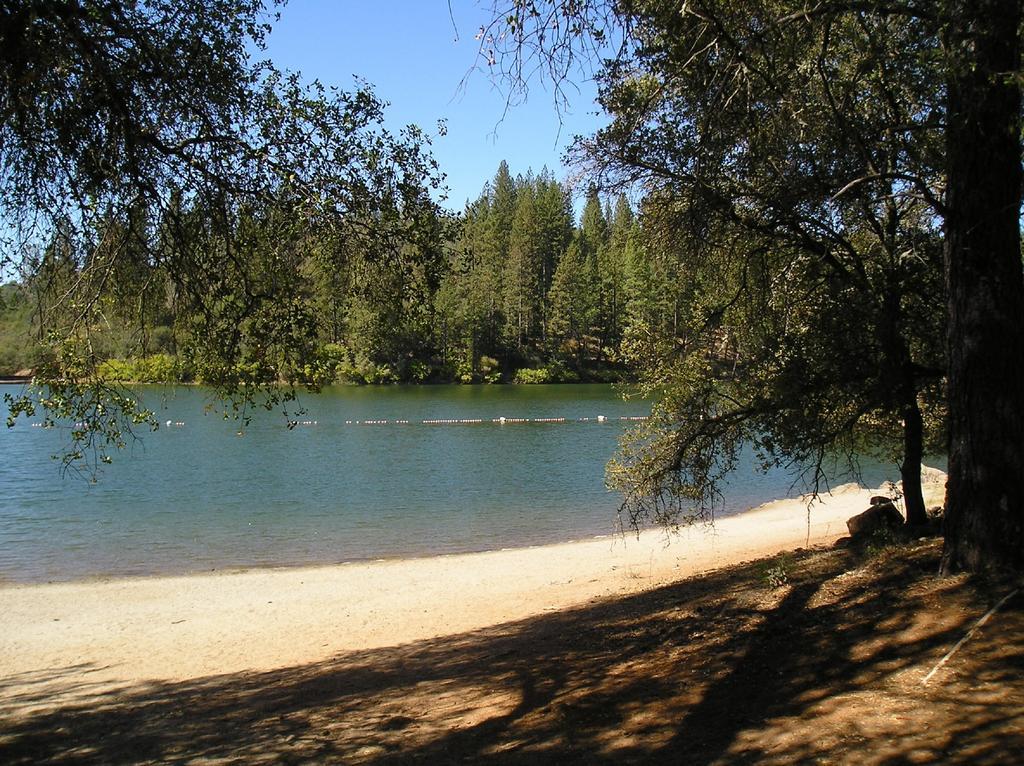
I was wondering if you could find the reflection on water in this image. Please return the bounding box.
[0,384,902,583]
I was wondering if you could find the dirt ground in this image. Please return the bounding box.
[1,537,1021,765]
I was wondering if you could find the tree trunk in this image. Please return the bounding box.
[901,395,927,527]
[880,280,929,527]
[941,0,1024,573]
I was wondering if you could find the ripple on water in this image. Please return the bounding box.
[0,383,911,583]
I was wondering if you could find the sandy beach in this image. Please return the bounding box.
[0,469,946,715]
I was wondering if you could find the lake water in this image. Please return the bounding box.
[0,383,902,583]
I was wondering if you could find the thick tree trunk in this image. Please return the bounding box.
[941,0,1024,573]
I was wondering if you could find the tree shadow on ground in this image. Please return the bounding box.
[2,541,1021,765]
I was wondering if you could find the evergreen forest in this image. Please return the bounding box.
[0,162,682,387]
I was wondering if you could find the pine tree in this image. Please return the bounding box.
[601,194,634,351]
[503,182,542,348]
[533,171,574,341]
[547,236,596,368]
[579,187,611,360]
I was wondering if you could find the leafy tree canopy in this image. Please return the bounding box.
[484,0,1024,573]
[1,0,444,469]
[483,0,948,525]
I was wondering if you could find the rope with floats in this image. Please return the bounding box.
[28,415,650,429]
[332,415,649,427]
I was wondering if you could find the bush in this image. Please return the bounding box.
[513,367,552,384]
[337,355,398,385]
[136,354,181,383]
[455,358,474,384]
[96,354,184,383]
[360,362,397,384]
[97,358,133,382]
[408,360,432,382]
[761,554,793,589]
[479,355,502,384]
[513,361,580,384]
[544,360,580,383]
[865,525,902,558]
[335,361,361,383]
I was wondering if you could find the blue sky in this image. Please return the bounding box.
[262,1,605,211]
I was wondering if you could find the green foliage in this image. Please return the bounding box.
[761,555,793,590]
[431,160,632,383]
[503,180,543,347]
[475,1,958,530]
[0,283,43,374]
[404,360,429,382]
[513,367,552,384]
[5,336,159,474]
[547,237,597,367]
[97,355,186,384]
[544,360,580,383]
[513,361,580,384]
[558,1,949,528]
[864,526,903,559]
[1,154,664,408]
[455,356,475,384]
[356,362,398,385]
[478,355,503,384]
[0,0,449,469]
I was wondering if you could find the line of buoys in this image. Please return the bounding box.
[271,415,651,429]
[26,414,647,430]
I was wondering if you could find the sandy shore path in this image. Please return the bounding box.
[0,473,944,711]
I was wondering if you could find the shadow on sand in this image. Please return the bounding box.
[2,542,1021,764]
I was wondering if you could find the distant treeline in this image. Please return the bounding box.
[0,161,691,385]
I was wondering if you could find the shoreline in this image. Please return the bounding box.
[0,468,936,588]
[0,497,881,588]
[0,471,946,713]
[0,522,665,587]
